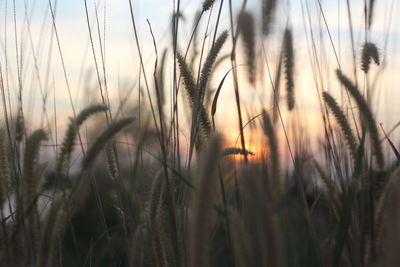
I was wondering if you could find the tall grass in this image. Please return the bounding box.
[0,0,399,266]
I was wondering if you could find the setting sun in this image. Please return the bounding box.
[0,0,399,266]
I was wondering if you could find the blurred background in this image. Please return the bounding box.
[1,0,399,164]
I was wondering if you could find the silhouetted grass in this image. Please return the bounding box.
[0,1,398,266]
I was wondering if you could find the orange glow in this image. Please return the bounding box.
[222,129,268,162]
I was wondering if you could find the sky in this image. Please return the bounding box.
[1,0,400,161]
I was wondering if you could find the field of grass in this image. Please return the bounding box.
[1,0,400,266]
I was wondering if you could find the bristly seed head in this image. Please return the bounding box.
[322,91,358,159]
[283,28,295,110]
[15,109,25,142]
[238,11,256,84]
[361,42,380,73]
[336,69,384,168]
[262,0,278,36]
[202,0,215,11]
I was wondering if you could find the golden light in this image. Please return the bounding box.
[223,129,268,162]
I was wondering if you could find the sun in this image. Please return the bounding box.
[223,130,268,162]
